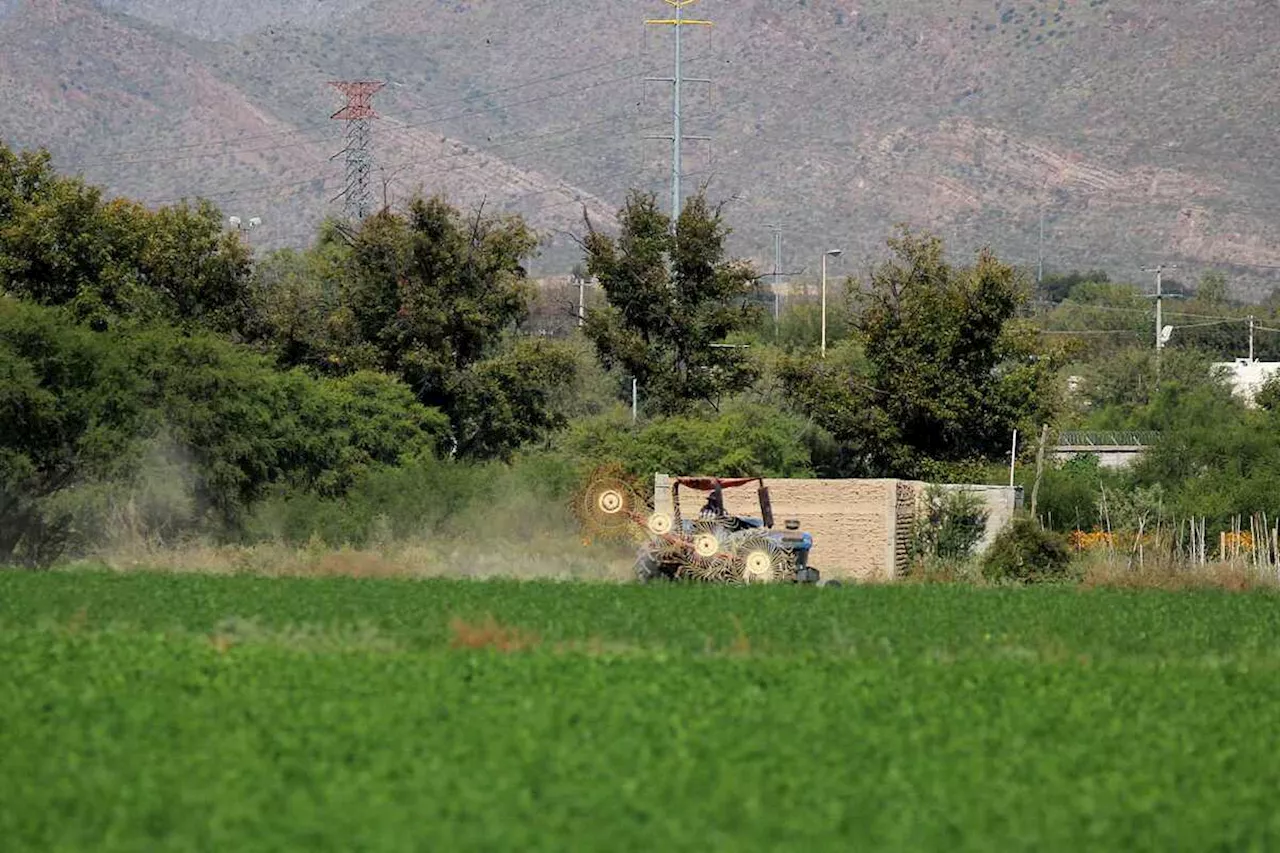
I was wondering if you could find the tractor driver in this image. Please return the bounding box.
[698,487,746,531]
[698,491,725,520]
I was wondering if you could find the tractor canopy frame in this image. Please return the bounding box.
[671,476,774,530]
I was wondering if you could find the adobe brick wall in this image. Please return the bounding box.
[653,475,1021,582]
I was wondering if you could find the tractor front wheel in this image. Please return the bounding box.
[634,548,675,583]
[794,566,820,585]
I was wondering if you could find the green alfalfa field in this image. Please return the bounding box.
[3,570,1280,851]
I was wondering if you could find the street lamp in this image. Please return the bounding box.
[821,249,843,358]
[228,216,262,247]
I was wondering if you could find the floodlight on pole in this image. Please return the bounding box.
[821,249,843,358]
[229,215,262,247]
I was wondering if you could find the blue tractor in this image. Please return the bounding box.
[633,477,831,585]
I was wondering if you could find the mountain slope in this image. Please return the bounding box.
[4,0,1279,292]
[0,0,614,264]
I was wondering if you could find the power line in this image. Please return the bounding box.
[136,111,662,208]
[59,54,649,169]
[1051,301,1248,323]
[136,93,749,210]
[81,70,650,173]
[63,29,758,173]
[1039,330,1141,336]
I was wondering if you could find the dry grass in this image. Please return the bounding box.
[449,616,541,653]
[79,533,635,582]
[899,552,1280,593]
[71,532,1280,593]
[1079,557,1280,593]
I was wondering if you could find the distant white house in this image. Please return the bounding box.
[1213,359,1280,407]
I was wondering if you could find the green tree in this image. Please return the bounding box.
[560,402,815,480]
[0,300,146,566]
[0,142,253,334]
[448,338,582,461]
[123,328,448,527]
[781,228,1058,478]
[0,299,449,565]
[1075,348,1223,426]
[1035,268,1110,304]
[582,190,760,415]
[1196,271,1229,307]
[254,198,579,461]
[249,227,348,370]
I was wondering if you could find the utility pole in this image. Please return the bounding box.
[645,0,711,224]
[821,248,843,358]
[769,224,783,326]
[576,273,597,329]
[1037,206,1045,287]
[329,81,384,221]
[1009,429,1018,488]
[1143,264,1179,354]
[1249,315,1256,362]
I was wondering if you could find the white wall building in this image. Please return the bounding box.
[1213,359,1280,407]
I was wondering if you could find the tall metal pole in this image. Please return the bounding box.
[1037,207,1045,287]
[672,0,683,222]
[1009,430,1018,488]
[1155,267,1163,353]
[770,225,782,326]
[821,252,828,359]
[645,1,711,224]
[821,249,842,358]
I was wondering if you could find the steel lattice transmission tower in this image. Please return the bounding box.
[645,0,711,223]
[329,80,385,221]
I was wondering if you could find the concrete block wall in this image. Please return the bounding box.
[654,475,1021,581]
[932,484,1024,554]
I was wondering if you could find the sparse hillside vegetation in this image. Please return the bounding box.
[1,0,1277,286]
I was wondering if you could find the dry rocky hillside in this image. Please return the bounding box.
[2,0,1278,293]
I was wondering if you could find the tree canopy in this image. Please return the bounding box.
[781,228,1059,478]
[0,145,253,334]
[582,191,760,415]
[250,197,579,460]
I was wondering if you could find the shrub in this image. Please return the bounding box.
[912,486,990,561]
[559,402,814,481]
[0,301,450,565]
[247,451,582,547]
[981,517,1072,583]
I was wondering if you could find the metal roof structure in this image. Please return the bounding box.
[1056,430,1160,448]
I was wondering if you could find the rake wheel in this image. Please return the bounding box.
[732,532,795,584]
[677,520,734,581]
[578,473,644,539]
